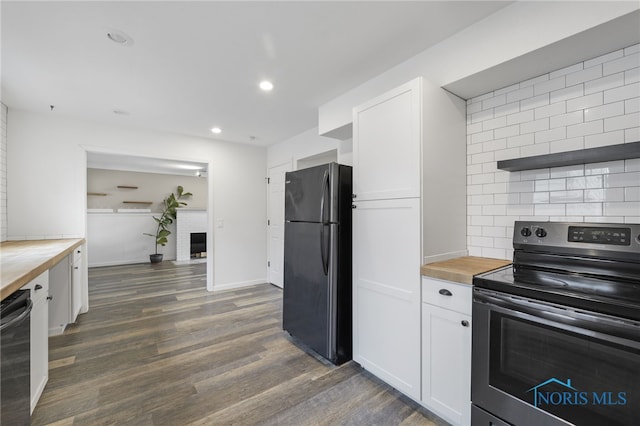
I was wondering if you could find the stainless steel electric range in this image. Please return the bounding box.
[472,221,640,426]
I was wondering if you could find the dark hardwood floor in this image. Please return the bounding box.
[32,262,446,425]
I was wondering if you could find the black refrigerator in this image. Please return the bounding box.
[283,162,352,365]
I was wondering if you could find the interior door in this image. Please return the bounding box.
[267,161,292,288]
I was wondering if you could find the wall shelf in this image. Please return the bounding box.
[87,192,108,196]
[497,141,640,172]
[117,185,138,189]
[122,201,153,205]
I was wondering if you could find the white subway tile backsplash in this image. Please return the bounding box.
[603,52,640,76]
[584,188,625,202]
[550,137,584,154]
[626,97,640,114]
[584,130,624,148]
[625,187,640,201]
[467,44,640,259]
[483,94,506,110]
[567,120,603,138]
[604,202,640,216]
[626,67,640,85]
[604,82,640,103]
[604,172,640,188]
[495,125,519,139]
[535,101,566,120]
[604,111,640,131]
[585,49,623,68]
[550,111,583,128]
[549,164,584,178]
[584,72,624,95]
[567,92,603,112]
[566,203,603,216]
[626,159,640,172]
[566,64,602,86]
[534,204,566,216]
[534,76,566,96]
[521,118,549,134]
[584,102,624,122]
[521,94,549,111]
[566,176,603,190]
[585,160,625,175]
[549,190,583,203]
[535,127,566,144]
[626,126,640,142]
[550,84,584,103]
[494,102,520,118]
[506,86,534,103]
[520,143,549,157]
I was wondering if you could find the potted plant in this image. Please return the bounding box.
[145,186,192,263]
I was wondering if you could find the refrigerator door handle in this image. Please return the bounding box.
[320,169,330,276]
[319,169,329,222]
[320,223,329,276]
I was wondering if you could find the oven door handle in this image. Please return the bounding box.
[474,289,640,344]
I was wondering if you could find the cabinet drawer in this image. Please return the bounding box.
[422,277,472,315]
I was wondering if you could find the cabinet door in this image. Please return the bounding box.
[353,198,421,400]
[71,248,83,321]
[22,271,49,413]
[422,303,471,426]
[353,78,421,201]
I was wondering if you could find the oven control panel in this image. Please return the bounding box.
[568,226,631,245]
[514,221,640,254]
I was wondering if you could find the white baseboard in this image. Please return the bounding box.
[212,278,267,292]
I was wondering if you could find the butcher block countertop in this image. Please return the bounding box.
[1,238,84,301]
[421,256,511,285]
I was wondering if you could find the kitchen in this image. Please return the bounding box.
[1,2,639,425]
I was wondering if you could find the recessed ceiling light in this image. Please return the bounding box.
[259,81,274,91]
[211,127,222,134]
[107,30,133,46]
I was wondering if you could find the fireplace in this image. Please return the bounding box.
[190,232,207,258]
[176,210,207,261]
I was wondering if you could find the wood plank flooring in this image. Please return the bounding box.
[32,262,447,426]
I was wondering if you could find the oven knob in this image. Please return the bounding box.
[520,227,532,237]
[535,228,547,238]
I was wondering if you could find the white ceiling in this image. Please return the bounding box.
[87,152,208,177]
[2,1,511,149]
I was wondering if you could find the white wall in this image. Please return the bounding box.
[87,168,208,211]
[318,2,639,135]
[267,126,352,169]
[7,109,267,290]
[1,103,7,242]
[466,44,640,260]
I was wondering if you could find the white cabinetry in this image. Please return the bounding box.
[21,271,50,413]
[352,198,421,399]
[49,245,84,335]
[421,277,472,426]
[352,77,466,402]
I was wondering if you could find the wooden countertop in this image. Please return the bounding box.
[1,238,85,301]
[421,256,511,285]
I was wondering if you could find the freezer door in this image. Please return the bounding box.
[283,221,336,360]
[285,163,337,223]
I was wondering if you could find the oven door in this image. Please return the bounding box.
[472,289,640,426]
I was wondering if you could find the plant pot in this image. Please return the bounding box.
[150,254,163,263]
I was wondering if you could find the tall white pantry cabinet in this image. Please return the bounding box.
[352,78,466,402]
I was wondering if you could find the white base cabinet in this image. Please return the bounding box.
[49,245,84,335]
[421,277,472,426]
[21,271,50,414]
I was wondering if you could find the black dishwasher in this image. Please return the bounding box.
[1,289,32,425]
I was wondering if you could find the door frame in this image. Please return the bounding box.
[267,159,293,287]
